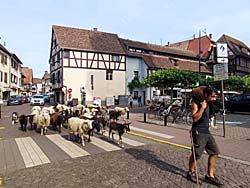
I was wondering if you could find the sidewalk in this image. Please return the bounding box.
[128,106,250,164]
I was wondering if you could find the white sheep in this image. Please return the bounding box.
[68,117,93,146]
[31,106,41,113]
[30,107,41,130]
[38,109,51,135]
[114,107,129,120]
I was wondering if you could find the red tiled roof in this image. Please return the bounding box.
[142,54,211,73]
[33,78,42,84]
[21,67,33,84]
[169,35,214,59]
[52,25,126,54]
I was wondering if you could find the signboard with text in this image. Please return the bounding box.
[213,63,228,81]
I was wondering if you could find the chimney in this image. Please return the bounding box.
[93,28,98,31]
[209,34,212,39]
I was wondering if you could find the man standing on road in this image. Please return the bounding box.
[138,95,142,107]
[187,87,223,187]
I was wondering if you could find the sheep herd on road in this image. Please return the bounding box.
[11,104,131,148]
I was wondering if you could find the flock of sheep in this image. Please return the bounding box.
[14,104,131,147]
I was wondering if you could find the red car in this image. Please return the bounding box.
[21,96,28,104]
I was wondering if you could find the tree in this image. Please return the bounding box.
[200,75,250,93]
[241,76,250,93]
[127,78,143,94]
[143,68,200,100]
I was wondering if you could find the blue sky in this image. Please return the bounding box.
[1,0,250,77]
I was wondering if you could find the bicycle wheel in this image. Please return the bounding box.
[186,111,193,125]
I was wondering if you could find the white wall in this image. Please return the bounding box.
[63,68,125,103]
[125,56,152,102]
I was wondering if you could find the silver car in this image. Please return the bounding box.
[30,95,45,106]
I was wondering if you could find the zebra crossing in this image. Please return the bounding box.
[0,129,174,174]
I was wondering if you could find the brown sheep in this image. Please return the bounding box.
[191,86,208,106]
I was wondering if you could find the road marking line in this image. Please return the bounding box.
[0,138,3,141]
[15,137,50,168]
[91,137,121,151]
[130,126,174,139]
[219,155,250,166]
[129,132,250,166]
[0,127,5,130]
[0,177,2,186]
[216,120,245,125]
[128,131,190,150]
[103,132,145,147]
[46,134,90,158]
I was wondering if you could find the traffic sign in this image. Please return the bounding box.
[68,88,72,93]
[217,57,228,63]
[217,43,228,58]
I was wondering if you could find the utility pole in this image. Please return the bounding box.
[198,30,201,74]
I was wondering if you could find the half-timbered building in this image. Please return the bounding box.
[50,25,126,104]
[217,34,250,76]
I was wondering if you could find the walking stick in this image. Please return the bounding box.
[190,130,200,187]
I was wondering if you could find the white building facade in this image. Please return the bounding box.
[0,44,23,100]
[50,25,127,105]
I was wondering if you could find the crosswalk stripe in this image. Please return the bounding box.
[130,126,174,139]
[90,137,121,151]
[15,137,50,168]
[103,132,145,147]
[46,134,90,158]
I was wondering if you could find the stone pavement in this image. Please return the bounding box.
[129,106,250,163]
[0,105,250,187]
[2,143,250,188]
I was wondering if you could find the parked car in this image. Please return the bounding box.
[7,95,22,106]
[30,95,45,106]
[43,94,50,103]
[21,96,28,104]
[25,96,31,103]
[225,94,250,113]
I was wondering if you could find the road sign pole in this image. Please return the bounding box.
[221,80,226,137]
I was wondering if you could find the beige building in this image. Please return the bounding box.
[0,44,23,100]
[49,25,126,104]
[41,71,51,94]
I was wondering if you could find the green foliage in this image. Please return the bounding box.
[143,68,200,89]
[200,75,250,93]
[127,78,143,94]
